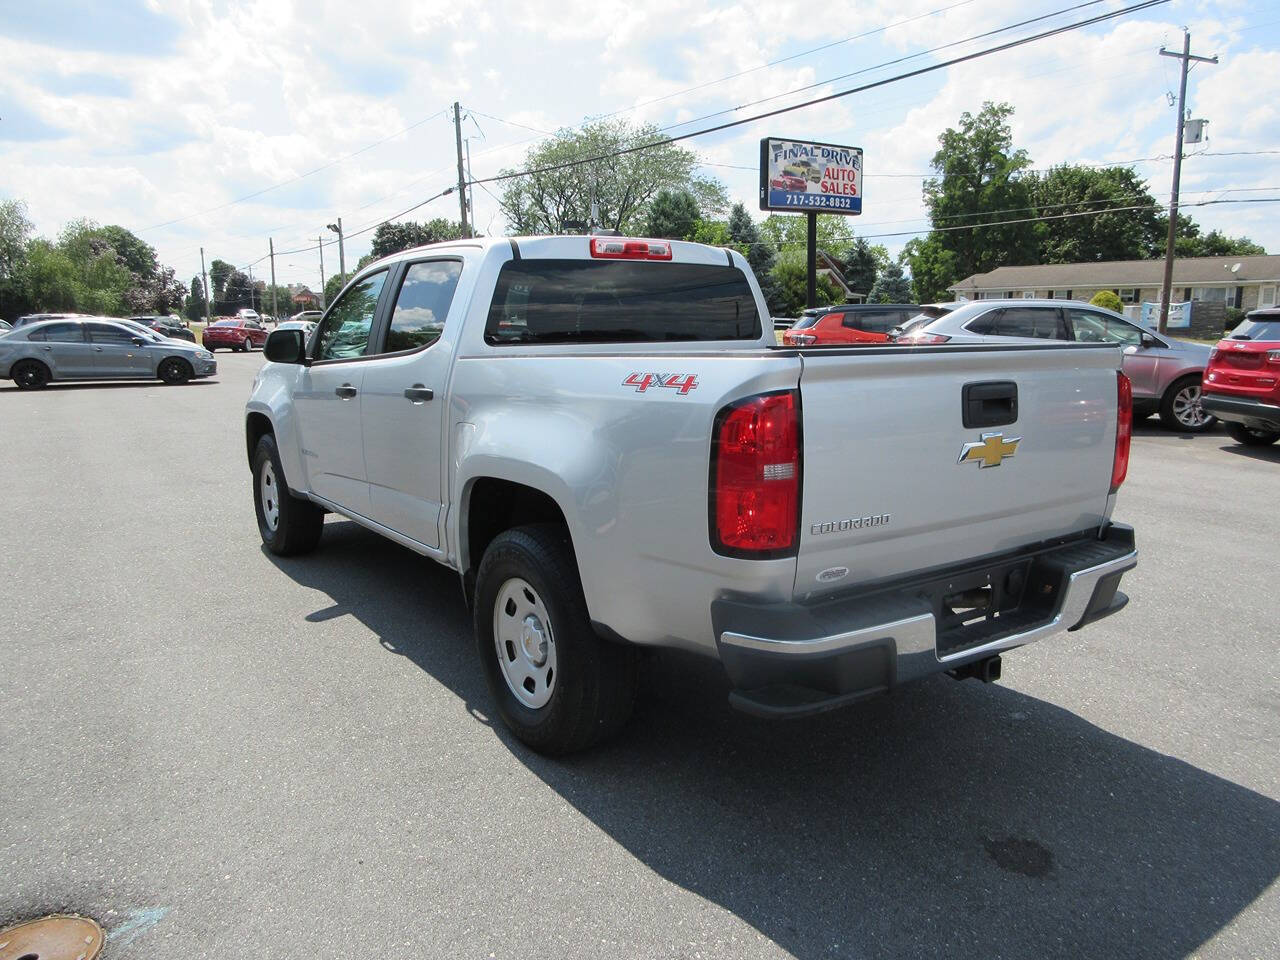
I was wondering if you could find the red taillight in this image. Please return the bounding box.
[1111,371,1132,494]
[589,237,672,260]
[711,391,801,557]
[786,333,816,346]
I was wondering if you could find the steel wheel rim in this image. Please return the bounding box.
[493,577,557,709]
[260,461,280,532]
[1173,384,1210,427]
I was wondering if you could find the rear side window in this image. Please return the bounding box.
[1066,309,1140,345]
[843,309,904,333]
[382,260,463,354]
[28,323,84,343]
[970,307,1064,339]
[1231,318,1280,341]
[485,260,761,344]
[791,314,819,330]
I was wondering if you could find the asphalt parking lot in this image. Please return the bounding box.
[2,355,1277,960]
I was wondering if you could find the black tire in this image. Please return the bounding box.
[12,359,51,390]
[242,337,252,352]
[158,357,193,385]
[252,433,324,556]
[204,345,216,352]
[474,524,638,755]
[1225,422,1280,446]
[1159,375,1217,432]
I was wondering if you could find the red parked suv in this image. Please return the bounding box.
[1202,307,1280,446]
[781,304,920,346]
[202,317,268,352]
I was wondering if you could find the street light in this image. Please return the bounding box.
[326,218,345,284]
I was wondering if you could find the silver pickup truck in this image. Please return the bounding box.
[245,235,1137,754]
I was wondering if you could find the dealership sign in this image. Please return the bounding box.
[759,138,863,214]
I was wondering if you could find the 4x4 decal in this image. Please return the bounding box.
[623,373,699,395]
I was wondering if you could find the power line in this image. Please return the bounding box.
[466,0,1173,189]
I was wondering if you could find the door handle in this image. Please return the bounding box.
[403,385,434,404]
[334,384,358,399]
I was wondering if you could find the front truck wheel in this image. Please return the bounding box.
[474,524,638,755]
[252,433,324,555]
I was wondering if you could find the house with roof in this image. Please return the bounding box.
[948,254,1280,314]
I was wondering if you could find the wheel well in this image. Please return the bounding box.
[463,478,569,601]
[245,412,273,469]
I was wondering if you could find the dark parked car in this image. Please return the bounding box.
[129,315,196,342]
[202,317,268,352]
[782,303,920,346]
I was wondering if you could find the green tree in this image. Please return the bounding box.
[868,259,913,303]
[727,202,780,315]
[22,239,79,312]
[645,189,700,239]
[369,219,465,260]
[1090,290,1124,312]
[186,274,207,323]
[220,270,253,313]
[758,213,850,253]
[209,259,233,302]
[922,102,1037,291]
[838,237,887,299]
[687,219,732,246]
[770,249,841,316]
[498,118,726,235]
[1173,227,1266,258]
[0,198,35,319]
[324,272,346,305]
[902,234,958,303]
[1026,165,1162,263]
[260,284,295,319]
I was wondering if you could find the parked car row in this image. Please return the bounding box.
[0,316,216,389]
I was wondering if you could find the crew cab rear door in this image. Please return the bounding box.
[793,344,1121,600]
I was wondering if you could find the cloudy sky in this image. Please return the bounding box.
[2,0,1276,292]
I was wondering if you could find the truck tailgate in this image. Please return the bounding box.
[794,344,1120,600]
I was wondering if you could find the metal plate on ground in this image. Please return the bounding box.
[0,915,104,960]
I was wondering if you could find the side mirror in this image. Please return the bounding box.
[1140,333,1159,348]
[131,337,146,346]
[265,328,307,364]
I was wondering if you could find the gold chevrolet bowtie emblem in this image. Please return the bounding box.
[958,432,1020,468]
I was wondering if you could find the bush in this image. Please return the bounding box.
[1089,290,1124,313]
[1225,306,1245,332]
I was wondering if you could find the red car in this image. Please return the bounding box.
[202,317,268,352]
[1202,307,1280,446]
[770,174,807,192]
[781,304,920,346]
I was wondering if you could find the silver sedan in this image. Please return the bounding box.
[0,317,217,390]
[902,299,1216,431]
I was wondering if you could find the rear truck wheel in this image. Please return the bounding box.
[1225,422,1280,446]
[252,433,323,556]
[12,359,51,390]
[1160,376,1216,432]
[474,524,638,755]
[158,357,193,385]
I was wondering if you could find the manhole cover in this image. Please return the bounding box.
[0,916,103,960]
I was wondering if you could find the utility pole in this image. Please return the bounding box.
[1158,31,1217,334]
[318,237,326,309]
[326,217,345,283]
[453,101,470,238]
[269,238,278,322]
[464,138,476,233]
[199,246,211,326]
[806,213,817,309]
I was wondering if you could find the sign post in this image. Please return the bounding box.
[759,137,863,309]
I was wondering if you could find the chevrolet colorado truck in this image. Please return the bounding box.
[245,235,1137,754]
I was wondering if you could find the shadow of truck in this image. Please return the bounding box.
[269,520,1280,959]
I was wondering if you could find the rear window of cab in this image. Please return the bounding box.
[484,259,761,344]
